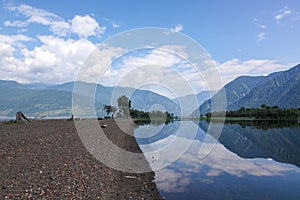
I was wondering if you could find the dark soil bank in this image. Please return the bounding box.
[0,119,163,199]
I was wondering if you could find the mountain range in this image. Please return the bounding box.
[192,63,300,116]
[1,63,299,119]
[0,81,182,119]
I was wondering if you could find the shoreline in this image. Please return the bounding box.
[0,119,163,199]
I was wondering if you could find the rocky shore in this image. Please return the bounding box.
[0,119,163,199]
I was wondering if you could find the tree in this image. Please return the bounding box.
[117,95,131,118]
[103,105,117,118]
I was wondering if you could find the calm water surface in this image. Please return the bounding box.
[134,120,300,200]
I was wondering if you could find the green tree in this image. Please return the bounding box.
[117,95,131,118]
[103,105,117,118]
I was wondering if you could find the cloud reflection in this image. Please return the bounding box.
[139,129,300,193]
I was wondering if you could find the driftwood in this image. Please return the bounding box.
[67,115,74,121]
[16,111,30,123]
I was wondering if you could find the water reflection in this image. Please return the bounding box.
[134,120,300,200]
[198,120,300,167]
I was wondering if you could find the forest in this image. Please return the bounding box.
[204,104,300,120]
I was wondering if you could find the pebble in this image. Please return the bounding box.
[0,119,164,199]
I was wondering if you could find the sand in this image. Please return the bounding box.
[0,119,163,199]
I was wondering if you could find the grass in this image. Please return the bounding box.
[4,120,17,124]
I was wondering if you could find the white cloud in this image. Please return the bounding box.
[112,23,120,28]
[5,4,106,38]
[104,18,120,28]
[0,42,15,57]
[76,45,126,83]
[171,24,184,32]
[0,34,33,46]
[253,18,267,42]
[258,24,267,29]
[155,169,191,193]
[216,59,292,84]
[98,47,205,98]
[4,20,27,27]
[23,47,57,68]
[6,4,70,36]
[253,18,267,29]
[50,21,71,36]
[257,32,266,42]
[71,15,106,38]
[93,47,295,97]
[0,34,98,83]
[0,3,109,84]
[274,6,292,23]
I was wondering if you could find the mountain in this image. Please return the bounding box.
[24,82,56,90]
[0,87,73,118]
[0,80,180,118]
[0,80,26,89]
[173,91,214,116]
[192,64,300,115]
[48,81,181,115]
[229,64,300,110]
[192,76,265,115]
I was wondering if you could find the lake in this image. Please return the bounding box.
[134,120,300,200]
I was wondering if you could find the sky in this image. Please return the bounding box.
[0,0,300,97]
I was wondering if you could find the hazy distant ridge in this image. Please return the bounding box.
[0,81,181,118]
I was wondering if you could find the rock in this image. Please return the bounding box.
[125,175,138,179]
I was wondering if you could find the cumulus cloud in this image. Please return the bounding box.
[0,3,109,84]
[4,3,106,38]
[0,42,15,57]
[90,47,294,97]
[0,34,97,83]
[76,45,126,83]
[71,15,106,38]
[0,33,32,82]
[171,24,184,32]
[98,47,206,97]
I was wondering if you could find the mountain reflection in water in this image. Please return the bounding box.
[134,120,300,200]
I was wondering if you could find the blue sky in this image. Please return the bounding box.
[0,0,299,96]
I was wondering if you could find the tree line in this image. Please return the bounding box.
[204,104,300,120]
[103,95,176,123]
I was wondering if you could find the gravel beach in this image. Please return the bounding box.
[0,119,163,199]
